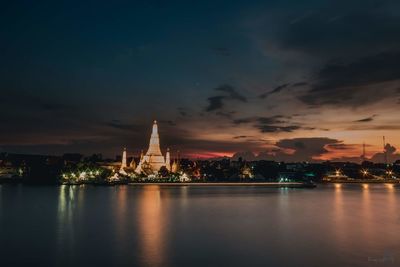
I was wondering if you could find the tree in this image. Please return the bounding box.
[158,166,169,178]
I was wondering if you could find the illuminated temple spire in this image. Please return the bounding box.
[135,120,169,174]
[121,148,127,168]
[166,148,171,171]
[119,148,128,175]
[147,120,163,156]
[140,150,144,161]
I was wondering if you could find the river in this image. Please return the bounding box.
[0,184,398,266]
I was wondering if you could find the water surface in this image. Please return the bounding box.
[1,184,399,266]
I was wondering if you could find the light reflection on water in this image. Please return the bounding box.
[115,185,128,241]
[56,185,85,265]
[137,185,166,267]
[333,183,345,248]
[0,184,399,267]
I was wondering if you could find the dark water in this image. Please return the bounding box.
[0,184,399,267]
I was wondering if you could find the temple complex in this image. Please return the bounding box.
[135,120,171,175]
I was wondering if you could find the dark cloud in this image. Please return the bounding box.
[273,137,339,162]
[299,84,399,108]
[354,115,377,123]
[270,83,290,94]
[233,115,286,125]
[259,83,290,99]
[259,82,307,99]
[233,115,309,133]
[233,135,252,139]
[256,116,286,125]
[299,51,400,106]
[206,84,247,112]
[106,120,141,131]
[215,84,247,102]
[277,1,400,59]
[347,124,400,131]
[258,1,400,108]
[231,137,343,162]
[326,143,357,150]
[232,117,254,124]
[159,120,176,126]
[257,125,301,133]
[206,96,225,111]
[215,111,236,118]
[162,132,268,156]
[292,82,308,87]
[177,107,188,117]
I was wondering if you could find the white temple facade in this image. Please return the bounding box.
[119,148,128,175]
[135,120,171,175]
[121,148,127,168]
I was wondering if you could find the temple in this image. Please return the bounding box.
[119,148,128,175]
[135,120,171,175]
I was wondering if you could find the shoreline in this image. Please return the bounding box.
[130,182,302,185]
[2,180,399,187]
[128,182,316,188]
[322,180,400,184]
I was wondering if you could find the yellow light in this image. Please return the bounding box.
[335,183,341,189]
[385,183,394,189]
[363,184,369,189]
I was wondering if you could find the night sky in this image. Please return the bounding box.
[2,0,400,162]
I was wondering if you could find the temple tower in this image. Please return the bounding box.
[147,120,163,156]
[130,159,136,169]
[119,147,128,175]
[135,120,169,174]
[172,159,180,173]
[121,148,127,168]
[166,148,171,171]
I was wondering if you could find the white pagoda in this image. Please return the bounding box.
[135,120,171,175]
[119,147,128,175]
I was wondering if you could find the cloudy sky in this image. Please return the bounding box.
[1,0,400,162]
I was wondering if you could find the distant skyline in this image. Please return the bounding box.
[1,0,400,162]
